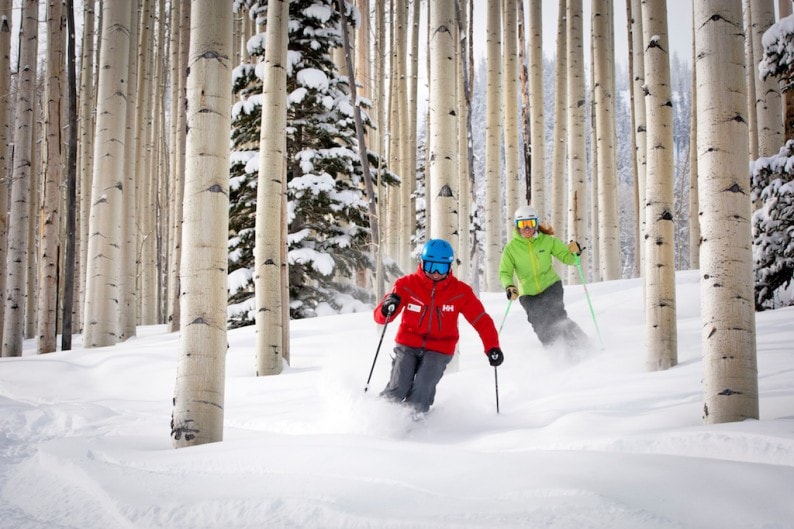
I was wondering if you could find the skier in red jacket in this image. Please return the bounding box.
[373,239,504,416]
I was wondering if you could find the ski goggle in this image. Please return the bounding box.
[422,260,451,275]
[516,218,538,230]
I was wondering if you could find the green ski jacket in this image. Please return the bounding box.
[498,230,577,296]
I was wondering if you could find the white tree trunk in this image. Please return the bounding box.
[566,0,586,285]
[428,0,459,244]
[592,0,620,280]
[550,0,567,236]
[642,0,677,371]
[688,4,700,270]
[76,0,97,334]
[2,0,38,357]
[750,0,784,157]
[629,0,647,277]
[255,0,289,377]
[172,0,233,447]
[528,0,545,219]
[483,0,502,292]
[167,1,191,333]
[0,0,13,349]
[83,0,132,348]
[37,0,65,354]
[502,0,521,218]
[695,0,758,424]
[456,0,472,283]
[121,1,141,342]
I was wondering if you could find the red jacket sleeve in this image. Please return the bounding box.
[459,287,500,353]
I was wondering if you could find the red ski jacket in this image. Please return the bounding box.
[374,265,500,356]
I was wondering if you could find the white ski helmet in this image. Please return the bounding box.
[514,205,538,223]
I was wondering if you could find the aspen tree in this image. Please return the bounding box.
[456,0,473,283]
[167,1,191,333]
[750,0,784,157]
[428,0,459,244]
[528,0,545,219]
[629,0,647,276]
[502,0,521,218]
[688,5,700,270]
[61,0,79,350]
[550,0,567,237]
[483,0,502,291]
[83,0,132,348]
[0,0,12,348]
[135,0,158,326]
[76,0,96,334]
[743,0,759,161]
[2,0,38,357]
[695,0,758,423]
[642,0,677,371]
[566,0,586,285]
[37,0,65,354]
[593,0,620,280]
[172,0,233,447]
[121,1,141,341]
[254,0,289,377]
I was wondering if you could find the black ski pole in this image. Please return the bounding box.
[364,307,394,392]
[494,366,500,414]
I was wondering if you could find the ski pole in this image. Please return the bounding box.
[498,299,513,334]
[573,253,604,349]
[494,367,500,414]
[492,300,512,414]
[364,307,394,392]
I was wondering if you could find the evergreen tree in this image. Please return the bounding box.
[751,140,794,310]
[229,0,397,326]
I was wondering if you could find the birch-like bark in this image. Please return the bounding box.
[528,0,545,218]
[0,0,13,348]
[566,0,586,285]
[750,0,784,157]
[483,0,502,291]
[83,0,131,348]
[593,0,620,280]
[120,1,140,341]
[455,0,472,283]
[37,0,65,354]
[254,0,289,377]
[428,0,459,245]
[502,0,521,219]
[550,0,567,237]
[629,0,647,277]
[2,0,38,357]
[642,0,677,371]
[76,0,96,334]
[172,0,233,447]
[695,0,758,424]
[688,4,700,269]
[167,1,191,333]
[742,0,759,162]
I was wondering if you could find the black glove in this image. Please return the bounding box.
[505,285,519,301]
[487,348,504,367]
[568,240,584,256]
[380,293,401,317]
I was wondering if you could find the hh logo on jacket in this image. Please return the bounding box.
[441,304,455,312]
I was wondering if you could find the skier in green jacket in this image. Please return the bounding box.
[499,205,589,350]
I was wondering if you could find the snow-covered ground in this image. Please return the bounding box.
[1,270,792,529]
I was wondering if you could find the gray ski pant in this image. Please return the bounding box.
[380,345,453,413]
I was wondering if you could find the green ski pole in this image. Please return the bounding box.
[573,253,604,349]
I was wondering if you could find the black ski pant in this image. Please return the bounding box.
[518,280,588,348]
[381,345,453,413]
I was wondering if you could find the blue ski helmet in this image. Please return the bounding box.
[421,239,454,264]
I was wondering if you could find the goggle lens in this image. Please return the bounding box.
[422,261,451,275]
[516,218,538,230]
